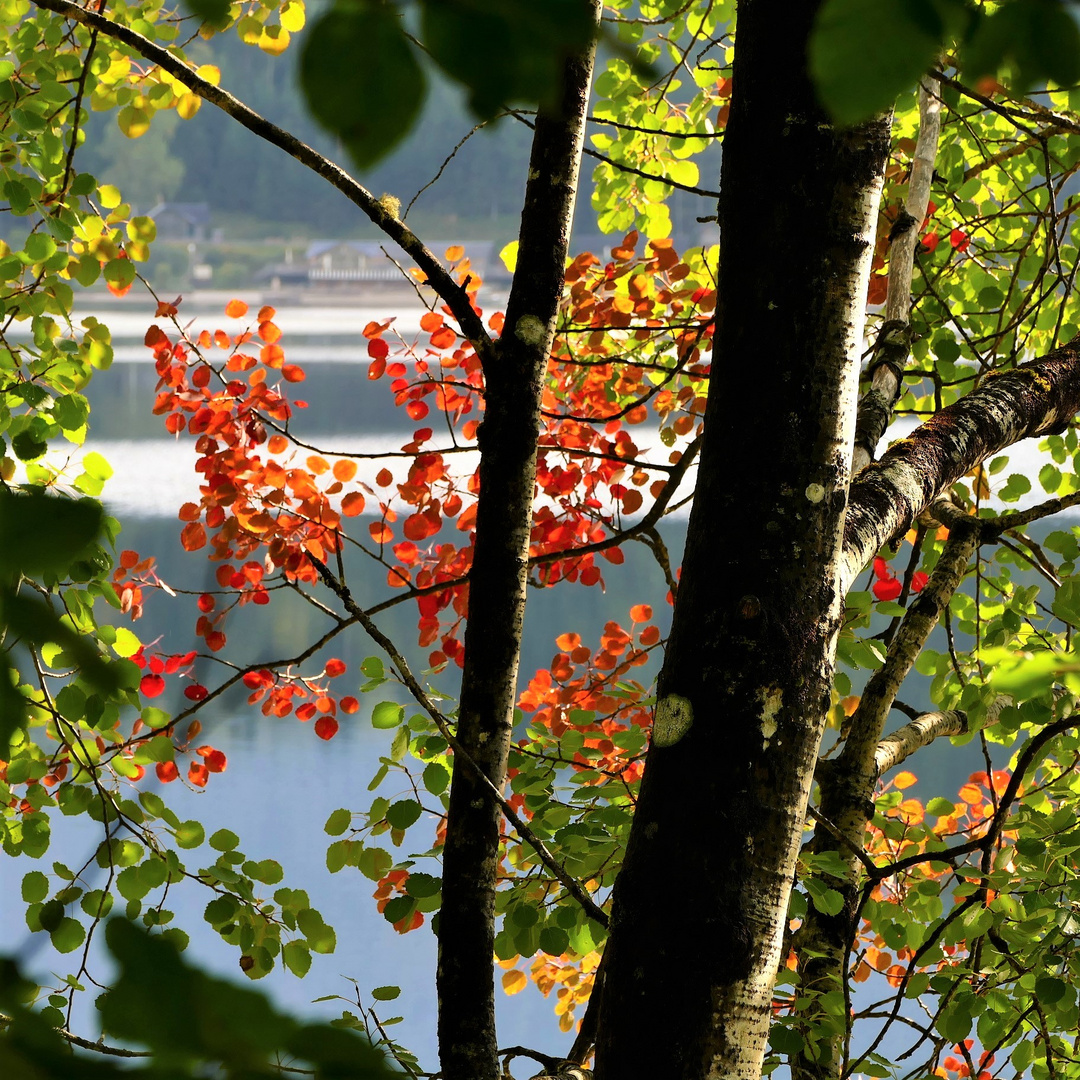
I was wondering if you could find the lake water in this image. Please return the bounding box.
[1,288,678,1073]
[2,288,1073,1073]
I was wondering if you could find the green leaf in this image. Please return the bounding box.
[183,0,230,28]
[244,859,284,885]
[810,0,948,124]
[770,1023,805,1055]
[209,829,240,852]
[1053,578,1080,627]
[404,872,441,899]
[360,656,385,679]
[282,940,312,978]
[0,489,102,576]
[300,2,427,169]
[985,647,1074,698]
[539,926,570,956]
[423,761,450,795]
[358,846,392,882]
[386,800,422,831]
[21,871,48,903]
[805,878,845,916]
[420,0,596,118]
[964,0,1080,92]
[371,701,405,729]
[1035,976,1068,1005]
[371,985,400,1001]
[50,917,85,954]
[175,821,205,849]
[324,808,351,836]
[297,909,336,954]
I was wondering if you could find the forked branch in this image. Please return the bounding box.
[29,0,495,366]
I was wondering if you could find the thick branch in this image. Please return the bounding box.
[437,9,600,1078]
[852,80,942,474]
[30,0,494,364]
[792,518,979,1080]
[872,709,967,777]
[842,338,1080,593]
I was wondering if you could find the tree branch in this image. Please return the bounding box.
[852,79,942,474]
[29,0,495,366]
[842,338,1080,593]
[872,709,967,777]
[306,554,609,931]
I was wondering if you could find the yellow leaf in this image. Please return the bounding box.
[501,969,527,996]
[280,1,305,32]
[195,64,221,86]
[117,105,150,139]
[237,14,262,43]
[98,185,122,210]
[177,93,202,120]
[893,770,917,790]
[258,24,290,54]
[499,241,519,273]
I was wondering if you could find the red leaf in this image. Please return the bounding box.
[911,571,929,593]
[156,762,179,783]
[872,577,903,602]
[140,673,166,698]
[315,716,339,740]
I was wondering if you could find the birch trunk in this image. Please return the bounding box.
[592,0,889,1075]
[435,13,599,1079]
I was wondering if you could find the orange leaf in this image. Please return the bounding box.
[629,604,652,622]
[342,491,366,516]
[893,771,917,790]
[370,522,393,544]
[268,435,288,454]
[225,299,249,318]
[501,969,527,995]
[181,522,206,550]
[259,320,282,344]
[420,311,443,332]
[445,244,465,262]
[262,344,285,368]
[333,459,358,482]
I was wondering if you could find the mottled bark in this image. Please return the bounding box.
[842,341,1080,593]
[435,11,599,1080]
[873,709,967,776]
[852,81,942,475]
[792,520,980,1080]
[592,0,890,1074]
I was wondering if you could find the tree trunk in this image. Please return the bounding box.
[790,518,980,1080]
[436,12,599,1079]
[593,0,890,1075]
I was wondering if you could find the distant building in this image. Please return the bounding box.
[256,240,499,289]
[146,202,211,241]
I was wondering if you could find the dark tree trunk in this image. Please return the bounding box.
[436,11,599,1079]
[593,0,890,1075]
